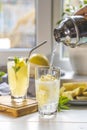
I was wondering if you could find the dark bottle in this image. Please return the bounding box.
[54,15,87,48]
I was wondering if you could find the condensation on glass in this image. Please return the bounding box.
[0,0,36,49]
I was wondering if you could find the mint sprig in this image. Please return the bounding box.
[13,66,20,73]
[12,57,20,73]
[58,96,70,112]
[14,57,20,64]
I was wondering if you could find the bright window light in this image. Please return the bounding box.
[0,38,10,49]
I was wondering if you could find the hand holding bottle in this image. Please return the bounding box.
[75,5,87,19]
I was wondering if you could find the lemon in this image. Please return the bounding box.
[29,53,49,77]
[36,85,49,107]
[17,60,26,68]
[36,90,49,107]
[29,53,49,66]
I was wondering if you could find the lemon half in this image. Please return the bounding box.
[29,53,49,77]
[29,53,49,66]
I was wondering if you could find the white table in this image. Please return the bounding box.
[0,106,87,130]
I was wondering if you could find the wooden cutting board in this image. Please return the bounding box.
[0,96,38,117]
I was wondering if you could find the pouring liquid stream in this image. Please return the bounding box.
[49,43,64,76]
[50,43,59,68]
[48,43,59,74]
[50,44,58,67]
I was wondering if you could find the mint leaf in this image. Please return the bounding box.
[58,96,70,112]
[12,57,21,73]
[14,57,20,64]
[12,66,20,73]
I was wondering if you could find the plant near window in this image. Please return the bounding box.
[57,0,87,25]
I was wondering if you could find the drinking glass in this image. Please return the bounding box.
[7,57,29,104]
[35,66,60,118]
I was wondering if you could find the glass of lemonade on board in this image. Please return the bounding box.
[7,57,29,104]
[35,66,60,118]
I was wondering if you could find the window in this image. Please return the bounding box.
[0,0,36,49]
[0,0,52,68]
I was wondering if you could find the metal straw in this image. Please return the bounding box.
[26,40,47,62]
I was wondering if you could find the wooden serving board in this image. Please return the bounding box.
[0,96,38,117]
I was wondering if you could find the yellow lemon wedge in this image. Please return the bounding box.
[29,53,49,77]
[29,53,49,66]
[17,60,26,68]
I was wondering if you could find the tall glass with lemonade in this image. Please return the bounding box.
[35,66,60,118]
[7,57,29,103]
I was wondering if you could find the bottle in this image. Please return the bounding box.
[54,15,87,48]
